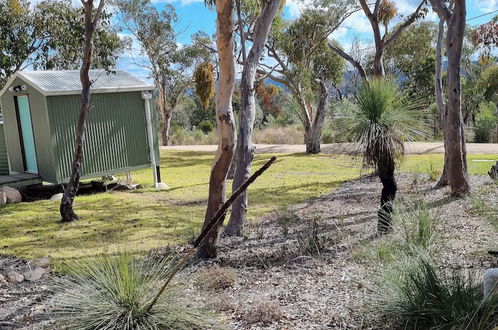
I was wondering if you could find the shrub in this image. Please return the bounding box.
[296,218,327,255]
[198,120,214,134]
[50,252,212,329]
[475,102,498,143]
[374,257,498,330]
[275,208,299,236]
[196,265,237,290]
[242,300,284,325]
[321,129,334,144]
[427,162,441,182]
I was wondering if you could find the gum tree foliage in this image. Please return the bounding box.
[0,0,122,87]
[116,0,210,146]
[329,0,427,79]
[384,21,437,104]
[259,1,349,154]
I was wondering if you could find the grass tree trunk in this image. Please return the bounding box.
[225,0,281,237]
[445,0,469,195]
[377,158,397,233]
[197,0,237,258]
[60,0,104,222]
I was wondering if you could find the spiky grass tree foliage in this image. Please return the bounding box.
[51,253,211,330]
[348,78,422,233]
[375,257,498,330]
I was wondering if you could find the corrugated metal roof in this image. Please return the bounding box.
[0,70,154,97]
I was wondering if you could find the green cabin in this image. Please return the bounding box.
[0,70,161,187]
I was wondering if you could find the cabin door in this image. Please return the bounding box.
[15,96,38,174]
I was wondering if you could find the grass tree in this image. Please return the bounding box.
[60,0,106,222]
[197,0,237,258]
[347,78,422,233]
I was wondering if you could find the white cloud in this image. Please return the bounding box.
[285,0,314,18]
[476,0,498,12]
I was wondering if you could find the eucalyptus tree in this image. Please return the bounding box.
[60,0,106,222]
[223,0,282,237]
[116,0,209,145]
[430,0,469,195]
[197,0,238,259]
[328,0,427,79]
[0,0,122,88]
[259,2,348,154]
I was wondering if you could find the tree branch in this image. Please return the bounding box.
[327,42,368,81]
[384,0,426,48]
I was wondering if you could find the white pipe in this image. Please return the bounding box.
[143,92,159,188]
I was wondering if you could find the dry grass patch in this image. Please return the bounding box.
[242,299,285,325]
[196,265,237,291]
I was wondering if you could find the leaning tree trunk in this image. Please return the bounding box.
[445,0,469,195]
[435,16,449,188]
[197,0,237,258]
[377,158,397,233]
[60,0,104,222]
[305,79,328,154]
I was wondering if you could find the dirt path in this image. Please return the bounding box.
[162,142,498,155]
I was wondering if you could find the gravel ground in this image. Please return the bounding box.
[1,173,497,329]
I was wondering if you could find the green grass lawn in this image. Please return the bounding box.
[0,150,496,265]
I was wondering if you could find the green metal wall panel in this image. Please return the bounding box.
[0,77,56,181]
[0,124,9,175]
[47,92,151,182]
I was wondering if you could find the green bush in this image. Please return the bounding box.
[321,130,334,144]
[474,102,497,143]
[198,120,214,134]
[374,257,498,330]
[50,252,213,329]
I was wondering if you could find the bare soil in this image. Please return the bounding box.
[1,174,497,329]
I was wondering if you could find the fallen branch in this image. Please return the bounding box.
[145,156,277,312]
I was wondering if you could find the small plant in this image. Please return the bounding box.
[471,191,498,230]
[196,265,237,291]
[427,162,441,182]
[242,299,284,325]
[275,208,299,236]
[51,252,212,329]
[296,217,326,255]
[321,129,334,144]
[373,257,498,330]
[395,200,440,250]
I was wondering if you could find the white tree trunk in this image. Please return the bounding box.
[225,0,281,236]
[435,16,449,188]
[197,0,237,258]
[305,79,328,154]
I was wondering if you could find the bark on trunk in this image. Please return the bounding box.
[197,0,237,258]
[445,0,469,195]
[161,110,171,146]
[225,0,281,237]
[60,0,104,222]
[435,17,449,187]
[304,79,328,154]
[377,159,397,233]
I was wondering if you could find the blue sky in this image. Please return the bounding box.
[119,0,498,80]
